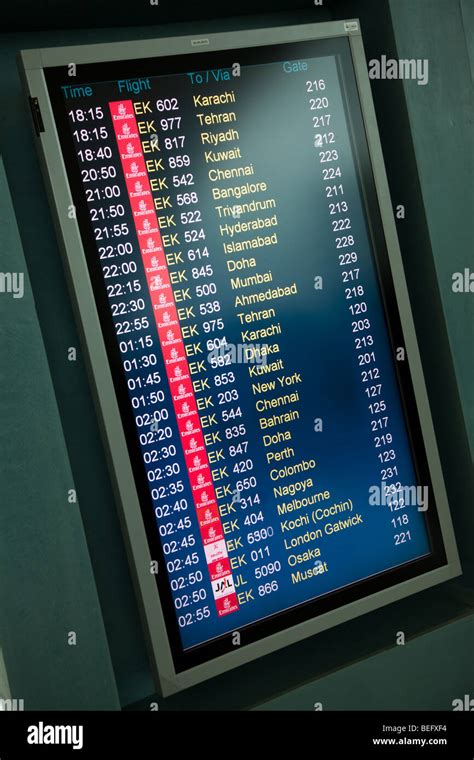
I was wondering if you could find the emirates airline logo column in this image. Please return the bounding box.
[109,99,239,617]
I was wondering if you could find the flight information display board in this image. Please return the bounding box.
[20,21,460,693]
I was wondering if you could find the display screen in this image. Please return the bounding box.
[44,35,446,671]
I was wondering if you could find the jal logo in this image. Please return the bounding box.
[452,695,474,710]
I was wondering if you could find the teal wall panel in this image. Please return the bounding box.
[389,0,474,458]
[0,158,120,710]
[257,614,474,710]
[461,0,474,80]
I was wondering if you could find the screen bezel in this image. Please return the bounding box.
[42,35,447,669]
[19,19,461,696]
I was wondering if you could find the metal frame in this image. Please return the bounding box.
[18,19,461,697]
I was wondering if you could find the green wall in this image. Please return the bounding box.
[0,158,120,710]
[390,0,473,456]
[0,0,472,710]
